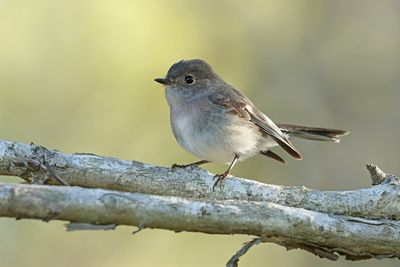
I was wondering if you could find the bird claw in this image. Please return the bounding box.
[171,163,196,170]
[171,163,186,169]
[171,160,209,170]
[212,172,229,191]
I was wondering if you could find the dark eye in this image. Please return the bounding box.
[184,75,195,85]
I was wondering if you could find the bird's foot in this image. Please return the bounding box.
[171,163,189,169]
[212,172,230,191]
[171,160,209,170]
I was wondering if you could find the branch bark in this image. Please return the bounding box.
[1,183,400,261]
[1,140,399,220]
[0,140,400,262]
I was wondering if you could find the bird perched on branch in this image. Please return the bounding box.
[155,59,349,190]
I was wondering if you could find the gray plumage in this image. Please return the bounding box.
[155,59,348,187]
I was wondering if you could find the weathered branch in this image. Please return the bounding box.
[0,183,400,261]
[0,140,399,220]
[0,140,400,262]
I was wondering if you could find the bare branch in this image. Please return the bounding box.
[0,140,399,220]
[0,183,400,261]
[1,140,400,262]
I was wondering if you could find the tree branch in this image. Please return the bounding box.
[0,140,400,262]
[0,140,399,220]
[0,183,400,261]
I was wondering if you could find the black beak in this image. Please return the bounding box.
[154,78,173,86]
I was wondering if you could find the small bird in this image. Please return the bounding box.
[155,59,349,190]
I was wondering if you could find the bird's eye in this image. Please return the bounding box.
[184,75,195,85]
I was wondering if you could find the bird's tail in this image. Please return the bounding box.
[277,124,349,143]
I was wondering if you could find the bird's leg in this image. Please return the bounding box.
[171,160,209,169]
[213,154,239,191]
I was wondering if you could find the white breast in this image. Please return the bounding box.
[166,87,263,164]
[173,111,262,164]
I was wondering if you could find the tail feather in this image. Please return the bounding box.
[277,124,349,143]
[260,150,287,164]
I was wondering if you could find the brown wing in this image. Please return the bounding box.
[246,106,302,159]
[207,88,302,160]
[207,90,250,119]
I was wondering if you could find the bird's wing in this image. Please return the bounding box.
[246,105,302,159]
[207,88,250,119]
[207,87,302,159]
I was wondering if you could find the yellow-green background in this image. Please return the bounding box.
[1,0,399,266]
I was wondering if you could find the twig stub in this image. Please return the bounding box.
[366,164,395,185]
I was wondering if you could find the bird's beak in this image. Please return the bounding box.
[154,77,173,86]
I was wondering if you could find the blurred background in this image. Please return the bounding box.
[0,0,399,266]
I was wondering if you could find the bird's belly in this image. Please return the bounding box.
[171,112,261,164]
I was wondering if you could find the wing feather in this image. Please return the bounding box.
[207,87,302,160]
[246,106,302,159]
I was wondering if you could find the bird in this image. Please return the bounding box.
[155,59,349,190]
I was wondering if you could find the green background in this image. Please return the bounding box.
[1,0,399,266]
